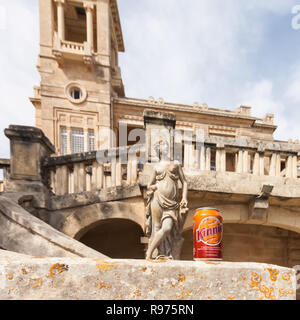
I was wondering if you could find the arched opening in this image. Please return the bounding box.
[181,223,300,269]
[79,219,145,259]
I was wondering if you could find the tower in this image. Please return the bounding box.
[30,0,125,155]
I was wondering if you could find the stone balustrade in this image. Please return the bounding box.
[182,136,300,179]
[60,39,85,53]
[43,136,300,196]
[53,38,92,64]
[44,148,139,196]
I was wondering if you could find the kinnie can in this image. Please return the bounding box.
[193,207,223,261]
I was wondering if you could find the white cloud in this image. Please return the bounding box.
[0,1,39,159]
[0,5,7,30]
[238,79,284,117]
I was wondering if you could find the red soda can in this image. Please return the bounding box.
[193,207,223,261]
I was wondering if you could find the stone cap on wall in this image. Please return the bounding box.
[0,251,296,300]
[4,125,56,154]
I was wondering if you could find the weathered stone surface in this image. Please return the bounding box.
[49,184,142,210]
[140,170,300,198]
[0,250,296,300]
[0,196,107,259]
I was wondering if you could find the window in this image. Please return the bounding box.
[71,128,84,154]
[88,129,95,152]
[65,83,87,104]
[70,88,82,100]
[60,127,68,155]
[75,7,86,17]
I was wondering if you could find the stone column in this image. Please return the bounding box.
[216,147,226,172]
[84,3,94,49]
[205,147,211,171]
[215,149,220,171]
[56,165,69,195]
[55,0,65,41]
[116,162,122,187]
[253,153,260,176]
[78,163,86,193]
[259,153,265,176]
[275,153,281,177]
[242,150,249,173]
[236,150,243,173]
[286,155,293,178]
[200,146,206,171]
[195,146,200,170]
[96,164,104,189]
[111,160,116,187]
[292,155,298,179]
[269,153,277,176]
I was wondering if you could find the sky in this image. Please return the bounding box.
[0,0,300,165]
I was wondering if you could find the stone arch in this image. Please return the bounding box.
[79,218,146,259]
[60,201,145,240]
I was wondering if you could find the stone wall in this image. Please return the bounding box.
[0,250,296,300]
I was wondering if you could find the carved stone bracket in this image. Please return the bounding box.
[248,184,274,224]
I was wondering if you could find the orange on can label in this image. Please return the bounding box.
[196,216,223,246]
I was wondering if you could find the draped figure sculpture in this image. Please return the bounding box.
[145,140,189,260]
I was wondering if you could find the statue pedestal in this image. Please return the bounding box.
[0,251,296,300]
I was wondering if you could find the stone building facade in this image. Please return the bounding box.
[0,0,299,299]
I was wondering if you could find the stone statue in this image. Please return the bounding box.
[145,139,189,260]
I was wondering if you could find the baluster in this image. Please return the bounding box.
[205,147,211,171]
[56,165,69,195]
[253,153,260,176]
[259,153,264,176]
[242,150,249,173]
[286,155,293,178]
[86,167,91,192]
[73,163,79,193]
[275,154,281,177]
[269,153,276,176]
[184,142,190,169]
[131,158,138,183]
[236,150,243,173]
[69,167,74,194]
[50,169,56,194]
[195,146,200,170]
[111,160,116,187]
[127,155,133,185]
[78,163,86,192]
[221,149,226,172]
[96,164,104,189]
[91,162,97,191]
[292,155,298,179]
[116,161,122,186]
[215,149,220,171]
[200,145,206,171]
